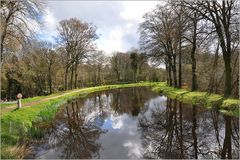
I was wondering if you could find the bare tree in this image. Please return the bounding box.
[130,51,139,83]
[130,50,148,83]
[183,0,239,96]
[0,0,44,64]
[38,41,58,94]
[87,51,108,86]
[57,18,97,90]
[170,1,189,88]
[180,4,203,91]
[111,52,124,82]
[139,4,181,87]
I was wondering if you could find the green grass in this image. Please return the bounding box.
[219,99,240,116]
[0,89,82,108]
[1,81,239,158]
[152,85,239,116]
[1,82,160,109]
[0,101,17,108]
[0,96,49,108]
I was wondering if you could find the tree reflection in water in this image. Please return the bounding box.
[34,87,156,159]
[39,100,105,159]
[33,87,239,159]
[138,99,239,159]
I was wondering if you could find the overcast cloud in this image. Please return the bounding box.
[39,1,160,55]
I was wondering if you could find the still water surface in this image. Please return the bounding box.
[32,87,239,159]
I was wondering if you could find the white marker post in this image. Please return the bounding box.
[17,93,23,109]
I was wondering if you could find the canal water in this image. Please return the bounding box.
[31,87,239,159]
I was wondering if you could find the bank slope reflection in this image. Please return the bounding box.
[138,99,239,159]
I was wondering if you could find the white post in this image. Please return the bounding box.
[18,99,22,109]
[16,93,23,109]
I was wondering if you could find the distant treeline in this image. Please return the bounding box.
[1,0,239,100]
[1,42,165,99]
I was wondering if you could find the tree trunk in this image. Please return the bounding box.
[223,53,232,97]
[48,66,52,94]
[214,23,232,96]
[210,1,232,97]
[1,17,8,64]
[172,55,178,87]
[191,50,197,91]
[116,70,120,82]
[136,65,139,82]
[64,67,68,90]
[70,64,74,90]
[221,115,232,159]
[133,68,137,83]
[178,39,182,88]
[208,41,219,93]
[97,65,101,85]
[7,78,12,100]
[178,3,183,89]
[179,102,184,158]
[74,62,78,89]
[166,63,170,85]
[133,71,135,83]
[231,51,239,97]
[49,78,52,94]
[49,74,52,94]
[192,105,198,159]
[168,61,173,86]
[191,20,198,91]
[0,37,5,64]
[1,3,18,65]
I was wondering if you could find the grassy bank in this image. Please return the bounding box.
[1,82,239,158]
[1,96,48,108]
[0,89,90,108]
[152,84,240,117]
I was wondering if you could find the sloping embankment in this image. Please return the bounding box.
[152,83,239,117]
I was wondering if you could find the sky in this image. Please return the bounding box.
[39,1,161,55]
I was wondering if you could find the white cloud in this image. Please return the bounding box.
[96,27,124,55]
[123,140,143,158]
[44,9,56,32]
[111,114,124,129]
[126,23,134,28]
[100,1,159,54]
[38,8,57,42]
[120,1,159,23]
[40,1,161,54]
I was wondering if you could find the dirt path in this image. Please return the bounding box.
[1,83,156,115]
[1,89,84,114]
